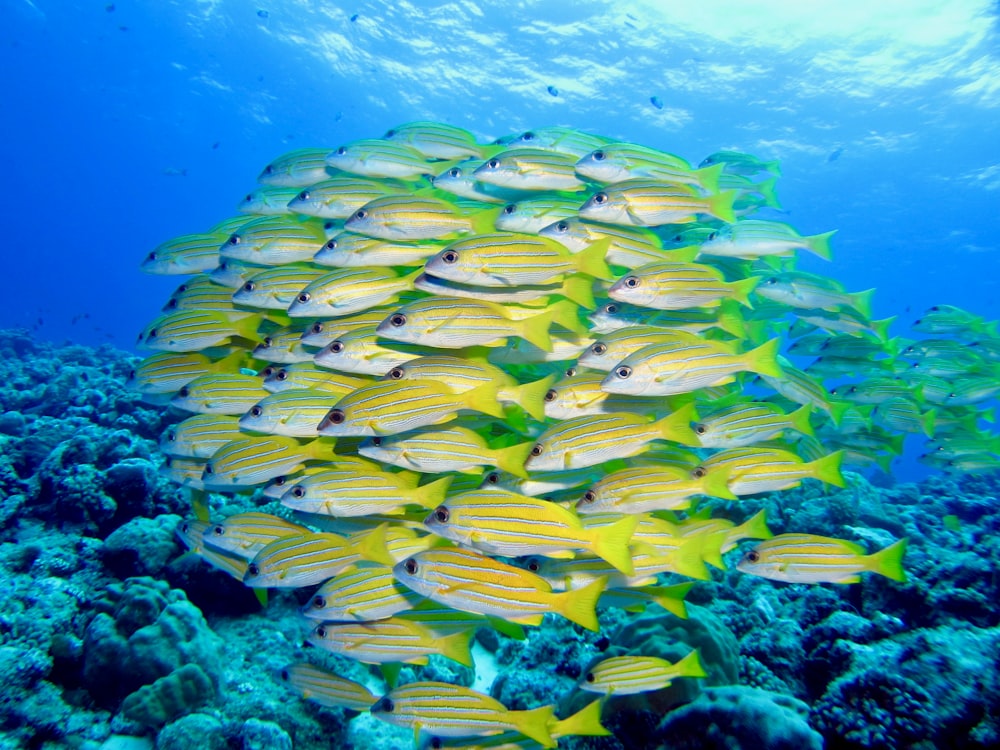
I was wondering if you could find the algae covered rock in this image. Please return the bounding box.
[102,514,182,578]
[121,663,215,728]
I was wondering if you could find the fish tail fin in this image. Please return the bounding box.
[233,312,266,344]
[699,467,736,500]
[588,515,639,575]
[354,522,395,566]
[551,699,611,739]
[575,238,614,281]
[700,530,728,570]
[827,399,851,428]
[547,299,587,336]
[642,582,694,619]
[463,382,506,419]
[668,537,711,581]
[714,298,748,338]
[738,509,773,542]
[560,274,597,309]
[654,402,699,447]
[805,230,836,261]
[871,316,895,344]
[707,190,737,224]
[694,163,724,194]
[756,176,782,209]
[850,288,876,320]
[868,538,907,583]
[512,705,557,748]
[555,575,606,632]
[744,338,784,378]
[517,309,555,352]
[766,160,783,177]
[253,588,268,608]
[921,408,936,438]
[190,489,210,522]
[492,441,535,479]
[787,404,815,438]
[511,374,557,422]
[728,276,761,308]
[411,475,454,510]
[439,628,475,667]
[811,450,846,488]
[674,649,708,679]
[469,207,503,235]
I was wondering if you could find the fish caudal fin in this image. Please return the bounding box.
[738,509,773,542]
[575,238,614,281]
[805,230,836,261]
[560,274,596,309]
[462,382,505,419]
[642,582,694,619]
[555,575,606,632]
[512,374,557,422]
[707,190,737,224]
[744,338,783,379]
[810,450,845,488]
[439,628,475,667]
[411,475,453,510]
[548,299,587,336]
[492,441,534,479]
[654,402,699,447]
[354,522,395,566]
[728,276,760,308]
[673,649,708,678]
[868,538,907,583]
[588,515,639,575]
[517,309,555,352]
[551,699,611,739]
[511,704,557,748]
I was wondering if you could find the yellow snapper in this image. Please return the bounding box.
[692,446,845,495]
[141,231,226,275]
[577,464,735,515]
[473,148,585,191]
[300,565,426,621]
[383,121,486,159]
[312,328,427,377]
[608,260,759,310]
[280,467,451,516]
[325,138,437,180]
[600,338,783,396]
[539,217,676,269]
[588,299,747,338]
[579,651,706,695]
[577,326,734,371]
[493,195,584,234]
[236,185,301,216]
[358,427,535,478]
[316,380,503,437]
[524,404,699,472]
[431,160,531,204]
[138,309,262,352]
[286,267,421,318]
[307,617,474,667]
[239,388,341,437]
[510,127,613,157]
[344,194,498,240]
[370,681,557,748]
[299,309,396,347]
[252,326,316,364]
[219,215,327,265]
[738,534,907,584]
[202,434,339,487]
[578,180,737,226]
[160,414,245,458]
[279,662,378,712]
[203,511,311,559]
[244,525,394,587]
[693,403,815,448]
[542,370,670,420]
[699,150,781,177]
[163,276,242,312]
[698,220,835,260]
[285,175,407,219]
[257,148,334,187]
[170,373,270,415]
[756,271,872,317]
[231,264,328,310]
[126,350,246,397]
[576,143,721,192]
[423,487,638,573]
[314,232,444,267]
[260,363,371,396]
[413,271,598,310]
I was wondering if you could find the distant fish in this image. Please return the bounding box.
[257,9,269,18]
[650,96,664,109]
[162,167,188,177]
[827,147,843,163]
[350,13,359,22]
[547,85,560,97]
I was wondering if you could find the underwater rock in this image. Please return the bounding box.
[238,718,293,750]
[155,714,227,750]
[102,515,182,578]
[655,686,823,750]
[121,663,215,728]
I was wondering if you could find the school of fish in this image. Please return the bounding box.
[133,121,1000,748]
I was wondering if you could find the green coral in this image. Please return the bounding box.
[121,663,215,728]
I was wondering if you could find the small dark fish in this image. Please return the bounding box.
[350,13,359,22]
[650,96,664,110]
[105,3,115,11]
[257,9,269,19]
[118,25,128,31]
[827,147,843,163]
[547,85,559,97]
[212,141,221,150]
[163,167,188,177]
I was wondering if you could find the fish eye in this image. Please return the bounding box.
[315,625,327,638]
[441,251,459,264]
[228,234,241,245]
[324,240,337,250]
[581,490,596,504]
[247,563,259,575]
[298,190,310,201]
[353,209,368,221]
[274,476,288,486]
[180,522,189,534]
[249,406,263,418]
[164,458,174,468]
[279,668,289,681]
[615,366,632,379]
[746,550,760,563]
[929,306,939,312]
[692,467,707,479]
[261,366,276,377]
[378,698,395,713]
[336,147,347,155]
[147,328,158,339]
[242,281,255,292]
[324,221,337,231]
[623,276,640,289]
[554,221,570,232]
[503,204,517,215]
[434,507,450,523]
[695,424,707,435]
[178,386,190,397]
[384,129,396,137]
[522,131,536,140]
[593,192,608,204]
[291,486,306,498]
[585,672,595,683]
[487,158,501,169]
[404,559,418,575]
[448,168,462,178]
[276,370,288,381]
[485,472,500,484]
[592,150,606,161]
[264,165,274,174]
[203,463,213,474]
[564,367,577,377]
[387,367,405,380]
[591,342,607,355]
[243,194,253,203]
[262,337,273,347]
[604,304,618,314]
[544,389,557,402]
[164,299,178,310]
[530,444,543,457]
[389,314,407,327]
[325,409,346,425]
[371,437,382,447]
[431,739,443,750]
[708,232,717,240]
[527,559,540,571]
[212,525,225,536]
[296,293,311,304]
[329,341,344,353]
[764,277,777,285]
[146,251,157,261]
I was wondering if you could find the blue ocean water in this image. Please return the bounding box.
[2,3,1000,749]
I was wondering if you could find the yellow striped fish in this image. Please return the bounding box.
[286,267,421,318]
[159,456,209,490]
[694,403,815,448]
[577,463,735,515]
[358,426,535,478]
[345,194,498,241]
[219,215,327,265]
[608,260,759,310]
[141,231,225,275]
[383,121,486,159]
[307,617,474,667]
[539,217,677,269]
[600,338,783,397]
[300,565,425,621]
[252,326,316,364]
[162,276,242,312]
[261,363,371,396]
[126,350,246,397]
[160,414,245,458]
[299,309,398,347]
[392,547,607,630]
[524,404,699,472]
[738,533,907,584]
[237,184,301,216]
[280,467,451,516]
[578,180,736,226]
[370,681,557,748]
[138,309,262,352]
[511,127,613,157]
[231,264,327,310]
[170,373,271,415]
[413,271,597,310]
[314,231,444,267]
[588,298,747,338]
[174,518,249,581]
[239,388,341,437]
[203,511,311,559]
[577,326,732,371]
[317,380,503,437]
[279,662,378,712]
[285,175,406,219]
[325,138,437,180]
[493,195,584,234]
[257,148,333,187]
[542,370,675,420]
[312,328,426,376]
[692,447,845,495]
[579,651,706,695]
[424,487,637,573]
[202,435,339,487]
[576,143,716,188]
[473,148,585,192]
[244,526,394,587]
